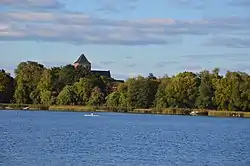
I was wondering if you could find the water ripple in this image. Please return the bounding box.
[0,110,250,166]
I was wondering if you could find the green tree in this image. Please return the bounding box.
[155,77,170,108]
[214,71,250,111]
[213,77,228,110]
[127,76,157,108]
[14,83,28,104]
[57,65,76,89]
[30,89,41,104]
[106,91,120,107]
[0,70,8,92]
[165,72,199,108]
[117,82,128,108]
[14,61,45,104]
[74,76,106,105]
[74,65,92,81]
[196,70,216,109]
[88,86,104,106]
[57,85,77,105]
[240,73,250,111]
[37,69,53,105]
[149,79,160,107]
[127,77,145,108]
[50,67,61,95]
[40,90,52,105]
[1,58,250,113]
[74,78,93,105]
[0,70,15,103]
[100,76,116,96]
[57,64,91,92]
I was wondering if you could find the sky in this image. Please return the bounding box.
[0,0,250,80]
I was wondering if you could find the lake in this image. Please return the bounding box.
[0,110,250,166]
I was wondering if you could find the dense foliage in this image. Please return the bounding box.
[1,62,250,112]
[0,69,15,103]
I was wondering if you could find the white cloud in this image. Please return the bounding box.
[96,0,139,13]
[204,35,250,48]
[0,0,63,9]
[0,11,249,46]
[166,0,250,8]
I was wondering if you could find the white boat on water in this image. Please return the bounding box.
[190,111,199,116]
[84,113,99,117]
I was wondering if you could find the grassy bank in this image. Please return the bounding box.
[48,106,250,118]
[208,111,250,118]
[1,104,249,118]
[48,105,134,113]
[49,106,250,118]
[48,106,206,115]
[0,103,49,110]
[49,105,96,112]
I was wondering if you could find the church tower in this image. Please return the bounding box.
[73,54,91,71]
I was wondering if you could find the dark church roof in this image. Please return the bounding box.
[91,70,111,78]
[74,54,91,64]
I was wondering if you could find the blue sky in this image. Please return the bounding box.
[0,0,250,80]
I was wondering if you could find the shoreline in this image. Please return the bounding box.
[1,104,250,118]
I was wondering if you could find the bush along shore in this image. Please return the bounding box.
[0,61,250,118]
[1,104,250,118]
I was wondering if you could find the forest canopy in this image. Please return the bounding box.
[0,61,250,112]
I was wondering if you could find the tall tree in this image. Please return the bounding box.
[117,82,128,108]
[88,86,104,106]
[155,77,170,108]
[196,70,216,109]
[0,69,9,92]
[14,61,45,104]
[214,71,250,111]
[74,76,106,105]
[37,69,53,105]
[105,82,128,108]
[165,72,199,108]
[127,76,157,108]
[57,65,76,89]
[57,64,92,91]
[57,85,77,105]
[240,73,250,111]
[0,70,15,103]
[106,91,120,107]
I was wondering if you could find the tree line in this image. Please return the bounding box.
[0,61,250,112]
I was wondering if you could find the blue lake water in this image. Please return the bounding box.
[0,110,250,166]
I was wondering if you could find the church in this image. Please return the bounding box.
[73,54,112,78]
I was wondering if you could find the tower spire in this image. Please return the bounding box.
[73,53,91,70]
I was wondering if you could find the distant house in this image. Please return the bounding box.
[73,54,111,78]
